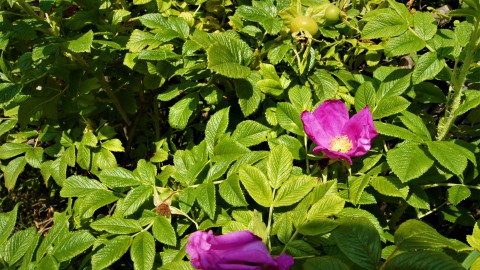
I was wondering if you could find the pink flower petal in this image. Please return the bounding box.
[322,148,353,164]
[301,111,331,148]
[343,106,377,157]
[313,100,349,138]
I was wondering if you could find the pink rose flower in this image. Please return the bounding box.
[186,230,294,270]
[301,100,377,164]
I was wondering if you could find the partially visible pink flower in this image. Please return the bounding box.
[186,230,294,270]
[301,100,377,165]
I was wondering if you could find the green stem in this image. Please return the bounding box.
[281,230,299,254]
[436,18,480,140]
[388,200,407,230]
[266,189,277,250]
[304,135,310,174]
[188,180,224,188]
[417,201,447,219]
[379,246,399,270]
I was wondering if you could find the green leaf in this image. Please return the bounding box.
[0,143,32,159]
[236,3,282,34]
[205,107,230,154]
[219,175,248,207]
[92,235,132,270]
[398,111,432,141]
[67,30,93,53]
[0,204,18,246]
[426,141,468,175]
[332,218,381,270]
[0,119,17,137]
[207,34,252,79]
[276,102,304,136]
[239,165,273,207]
[447,186,471,205]
[93,148,117,169]
[212,138,250,162]
[101,139,125,152]
[235,72,264,117]
[76,143,91,170]
[406,185,430,209]
[268,135,305,160]
[395,219,458,250]
[168,93,199,130]
[52,231,95,262]
[377,68,412,98]
[3,156,26,191]
[152,216,177,246]
[289,85,312,112]
[412,52,445,84]
[348,174,371,206]
[384,251,464,270]
[60,175,107,197]
[309,69,339,102]
[456,90,480,116]
[467,221,480,251]
[126,30,162,52]
[98,167,142,188]
[25,147,44,168]
[413,12,437,41]
[355,81,376,112]
[362,9,408,39]
[231,120,270,147]
[3,227,37,266]
[196,182,216,220]
[306,194,345,220]
[385,31,426,57]
[374,122,424,142]
[131,231,155,270]
[90,217,143,234]
[0,83,22,106]
[387,142,434,182]
[298,219,339,236]
[274,175,315,207]
[267,144,293,189]
[121,185,153,216]
[373,96,410,119]
[37,255,59,270]
[134,159,157,186]
[303,256,349,270]
[36,212,69,260]
[371,176,409,199]
[337,208,385,241]
[78,190,120,218]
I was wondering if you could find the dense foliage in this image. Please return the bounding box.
[0,0,480,269]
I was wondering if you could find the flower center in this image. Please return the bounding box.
[329,135,353,153]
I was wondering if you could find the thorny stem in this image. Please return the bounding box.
[436,17,480,140]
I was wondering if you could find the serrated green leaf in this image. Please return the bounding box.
[348,174,371,206]
[67,30,93,53]
[131,231,155,270]
[371,176,409,199]
[92,148,117,169]
[374,121,424,142]
[52,230,95,262]
[121,185,153,216]
[285,240,318,257]
[456,90,480,116]
[306,194,345,220]
[298,218,339,236]
[384,251,464,270]
[219,175,248,207]
[236,3,282,34]
[231,120,269,147]
[276,102,304,135]
[332,218,381,270]
[0,203,18,246]
[274,175,315,207]
[196,182,216,220]
[0,119,17,137]
[101,139,125,152]
[268,135,305,160]
[0,143,32,159]
[76,143,91,170]
[3,156,26,191]
[267,144,293,189]
[362,9,408,39]
[126,30,162,52]
[98,167,141,188]
[395,219,461,251]
[36,212,69,260]
[212,138,250,162]
[24,147,43,168]
[92,235,132,270]
[398,111,432,141]
[0,83,22,106]
[413,12,437,41]
[355,81,376,112]
[385,31,426,57]
[412,52,445,84]
[3,227,37,266]
[447,186,471,205]
[78,190,120,218]
[426,141,468,175]
[235,72,263,117]
[91,217,143,234]
[337,208,385,241]
[309,69,339,102]
[134,159,157,186]
[239,165,273,207]
[387,142,434,182]
[377,68,411,98]
[60,175,107,197]
[467,221,480,250]
[373,96,410,119]
[168,93,199,130]
[152,216,177,246]
[406,185,430,209]
[205,107,230,154]
[37,255,59,270]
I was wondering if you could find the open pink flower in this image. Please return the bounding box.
[186,230,294,270]
[301,100,377,165]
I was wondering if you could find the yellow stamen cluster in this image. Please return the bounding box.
[329,135,353,153]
